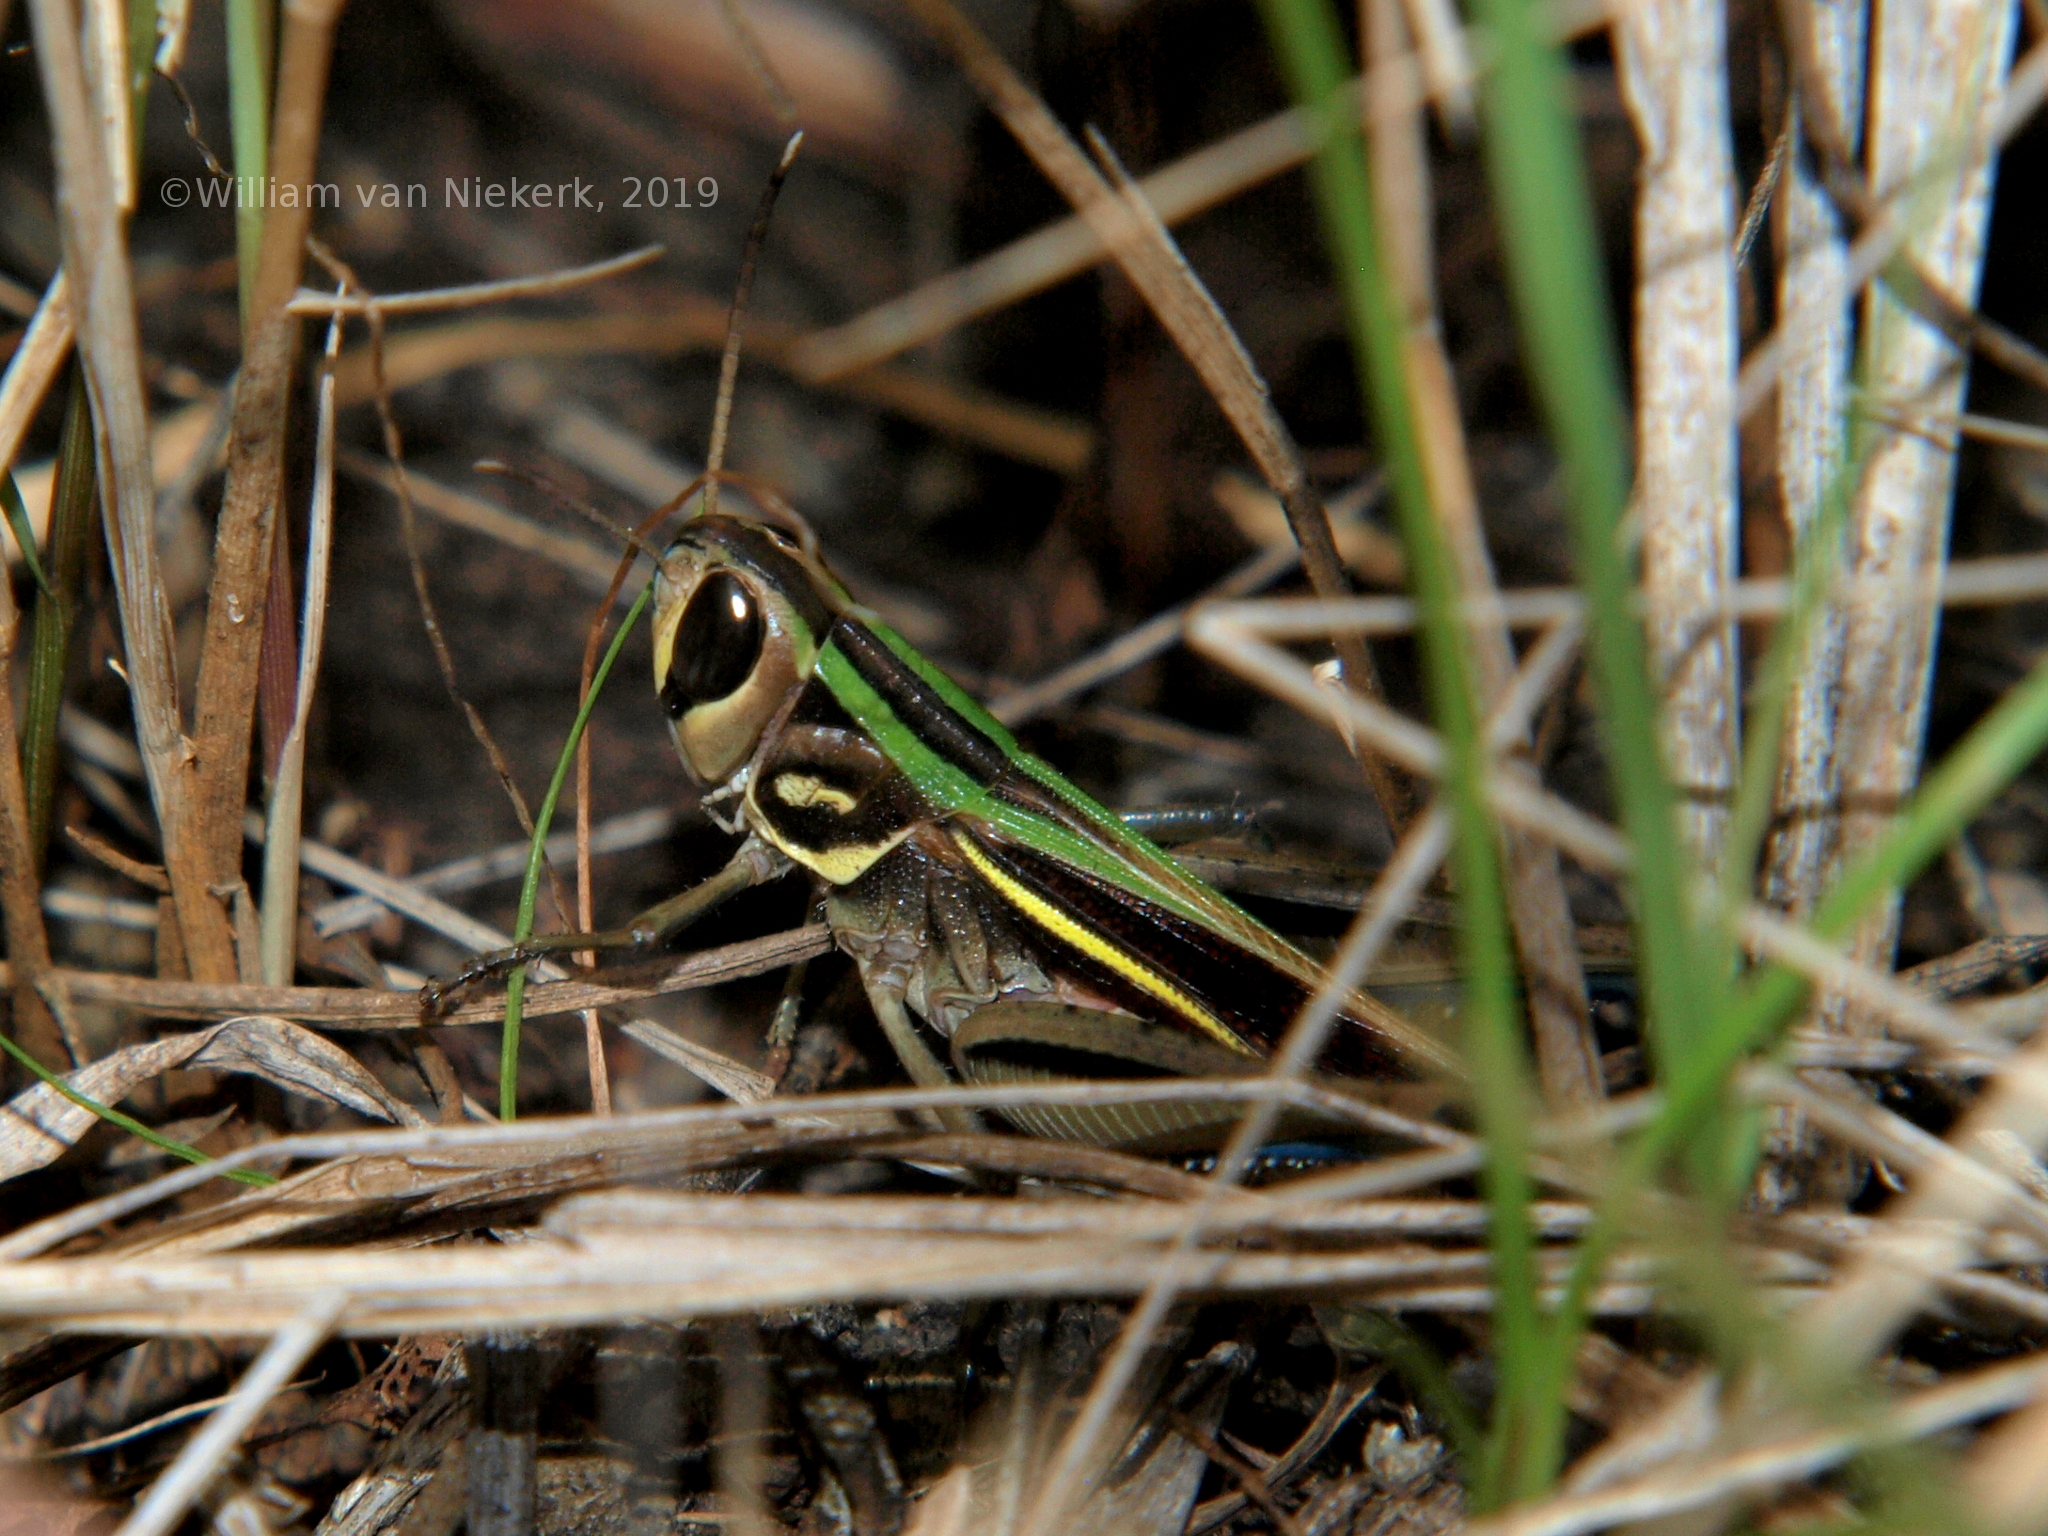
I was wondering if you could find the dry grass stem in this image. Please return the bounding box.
[0,924,834,1026]
[78,0,131,214]
[0,1076,1510,1266]
[899,0,1412,831]
[1183,547,2048,640]
[1887,408,2048,456]
[312,806,678,937]
[256,304,345,986]
[0,571,64,1067]
[115,1293,345,1536]
[1616,0,1740,871]
[1463,1352,2048,1536]
[340,450,623,590]
[0,272,40,319]
[185,0,348,983]
[1366,0,1599,1109]
[0,1181,1886,1346]
[26,0,213,973]
[283,244,665,316]
[1820,0,2018,1013]
[330,301,1094,474]
[786,0,1614,383]
[0,272,72,496]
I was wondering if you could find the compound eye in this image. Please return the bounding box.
[661,571,764,717]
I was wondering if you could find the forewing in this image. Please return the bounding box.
[819,614,1459,1079]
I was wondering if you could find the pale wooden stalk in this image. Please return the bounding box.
[186,0,345,982]
[25,0,232,977]
[1754,0,1870,1216]
[0,272,73,484]
[256,309,344,986]
[1364,0,1599,1110]
[79,0,132,212]
[1824,0,2017,1004]
[1614,0,1742,873]
[1761,0,1867,918]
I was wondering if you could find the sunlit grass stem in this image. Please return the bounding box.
[225,0,274,326]
[501,584,653,1120]
[1254,0,1540,1506]
[1456,0,1737,1493]
[1542,645,2048,1450]
[0,1029,276,1187]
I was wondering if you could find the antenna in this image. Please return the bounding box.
[473,460,663,563]
[701,129,804,522]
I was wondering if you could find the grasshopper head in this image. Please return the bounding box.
[651,513,850,787]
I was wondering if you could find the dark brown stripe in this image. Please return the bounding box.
[828,619,1014,783]
[970,831,1416,1080]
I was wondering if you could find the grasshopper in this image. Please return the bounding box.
[424,143,1454,1144]
[435,505,1457,1148]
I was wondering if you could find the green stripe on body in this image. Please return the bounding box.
[816,636,1215,927]
[858,622,1312,963]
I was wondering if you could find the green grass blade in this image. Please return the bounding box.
[1,472,52,600]
[1706,644,2048,1110]
[501,584,652,1121]
[1463,0,1711,1078]
[225,0,274,326]
[0,1028,276,1187]
[21,369,98,863]
[1458,0,1738,1493]
[1708,411,1867,1203]
[1544,643,2048,1423]
[1254,0,1538,1506]
[127,0,157,162]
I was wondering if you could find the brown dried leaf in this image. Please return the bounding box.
[0,1015,425,1182]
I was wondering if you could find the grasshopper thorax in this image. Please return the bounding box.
[650,513,852,787]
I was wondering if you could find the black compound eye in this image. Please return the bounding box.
[662,572,764,717]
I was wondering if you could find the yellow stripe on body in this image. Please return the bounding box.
[950,830,1259,1059]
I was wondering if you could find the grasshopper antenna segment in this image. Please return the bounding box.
[702,128,805,522]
